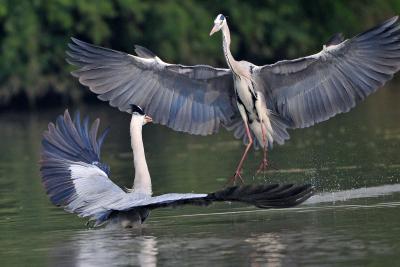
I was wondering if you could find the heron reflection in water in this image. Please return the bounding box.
[40,106,313,228]
[67,15,400,183]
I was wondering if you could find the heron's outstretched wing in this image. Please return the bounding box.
[40,110,126,222]
[109,184,314,214]
[255,16,400,129]
[67,38,237,136]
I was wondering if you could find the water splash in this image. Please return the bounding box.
[305,183,400,204]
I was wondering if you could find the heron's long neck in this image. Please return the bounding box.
[221,23,236,71]
[130,118,152,195]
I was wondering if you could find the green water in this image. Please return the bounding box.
[1,84,400,266]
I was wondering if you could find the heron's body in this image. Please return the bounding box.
[67,14,400,181]
[222,22,273,150]
[40,109,313,228]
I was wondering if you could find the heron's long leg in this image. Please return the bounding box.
[255,123,269,176]
[226,122,253,185]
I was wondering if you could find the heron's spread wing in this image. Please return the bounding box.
[255,16,400,129]
[40,110,126,222]
[107,183,314,215]
[67,38,237,135]
[109,193,209,212]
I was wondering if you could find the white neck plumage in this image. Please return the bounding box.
[130,116,152,195]
[221,23,237,73]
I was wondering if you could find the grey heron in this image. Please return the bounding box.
[40,107,313,228]
[66,15,400,183]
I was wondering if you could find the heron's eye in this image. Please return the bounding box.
[132,112,139,115]
[219,14,225,21]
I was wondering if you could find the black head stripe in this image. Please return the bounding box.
[130,104,145,115]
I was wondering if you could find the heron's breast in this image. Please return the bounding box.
[234,78,259,121]
[234,79,253,106]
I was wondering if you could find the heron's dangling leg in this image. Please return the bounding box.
[255,123,269,176]
[226,122,253,186]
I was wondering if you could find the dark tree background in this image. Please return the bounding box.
[0,0,399,108]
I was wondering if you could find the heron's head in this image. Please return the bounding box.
[130,104,152,125]
[210,14,226,36]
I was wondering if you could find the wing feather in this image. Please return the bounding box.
[107,184,314,213]
[255,16,400,129]
[67,38,237,136]
[40,110,125,223]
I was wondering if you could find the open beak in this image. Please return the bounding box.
[144,115,153,124]
[209,24,219,36]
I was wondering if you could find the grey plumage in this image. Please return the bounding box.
[67,38,235,136]
[40,110,126,223]
[66,16,400,148]
[40,110,313,227]
[40,110,206,226]
[255,16,400,129]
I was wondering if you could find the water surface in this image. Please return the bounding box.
[0,84,400,266]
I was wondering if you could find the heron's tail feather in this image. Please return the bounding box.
[207,184,313,208]
[224,113,291,149]
[268,112,290,147]
[224,118,261,149]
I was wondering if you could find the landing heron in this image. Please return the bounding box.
[67,15,400,183]
[40,107,313,228]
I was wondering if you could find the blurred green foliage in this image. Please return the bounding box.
[0,0,399,108]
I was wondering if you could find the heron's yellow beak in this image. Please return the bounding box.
[144,115,153,124]
[209,24,219,36]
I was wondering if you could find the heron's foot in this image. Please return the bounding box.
[255,158,269,176]
[225,171,245,186]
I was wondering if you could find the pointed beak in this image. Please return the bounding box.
[209,24,219,36]
[144,115,153,124]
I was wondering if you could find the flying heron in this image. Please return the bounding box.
[67,15,400,183]
[40,107,313,228]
